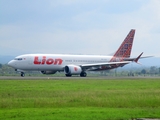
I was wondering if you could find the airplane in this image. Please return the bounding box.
[8,29,148,77]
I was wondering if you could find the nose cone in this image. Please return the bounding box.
[8,60,15,68]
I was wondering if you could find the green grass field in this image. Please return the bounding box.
[0,78,160,120]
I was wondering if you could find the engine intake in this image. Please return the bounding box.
[64,65,82,75]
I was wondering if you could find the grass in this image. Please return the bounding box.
[0,78,160,119]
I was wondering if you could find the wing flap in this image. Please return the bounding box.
[81,61,131,69]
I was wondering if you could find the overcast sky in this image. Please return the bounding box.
[0,0,160,57]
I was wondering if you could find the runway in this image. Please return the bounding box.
[0,76,160,80]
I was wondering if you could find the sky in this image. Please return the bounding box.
[0,0,160,57]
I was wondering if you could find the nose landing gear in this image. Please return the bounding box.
[15,69,25,77]
[21,72,25,77]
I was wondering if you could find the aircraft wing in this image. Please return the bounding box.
[81,61,131,70]
[80,52,150,70]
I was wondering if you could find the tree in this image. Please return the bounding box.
[0,64,2,69]
[141,69,146,76]
[150,66,158,76]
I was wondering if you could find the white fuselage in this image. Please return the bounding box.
[8,54,113,71]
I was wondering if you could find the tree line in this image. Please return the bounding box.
[0,63,160,77]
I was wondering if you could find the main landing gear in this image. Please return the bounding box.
[80,71,87,77]
[65,71,87,77]
[65,74,72,77]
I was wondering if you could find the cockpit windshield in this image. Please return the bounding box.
[14,58,23,60]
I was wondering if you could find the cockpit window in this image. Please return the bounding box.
[14,58,23,60]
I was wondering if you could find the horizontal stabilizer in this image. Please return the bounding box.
[134,52,143,63]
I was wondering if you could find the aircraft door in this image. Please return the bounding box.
[28,57,32,65]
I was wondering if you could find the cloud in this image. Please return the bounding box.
[0,0,160,57]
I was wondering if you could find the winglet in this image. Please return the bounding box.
[134,52,143,63]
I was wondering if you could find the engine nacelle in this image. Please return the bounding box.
[41,71,57,74]
[64,65,82,75]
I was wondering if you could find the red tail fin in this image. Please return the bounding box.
[110,29,135,62]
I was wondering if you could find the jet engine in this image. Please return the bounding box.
[41,71,57,74]
[64,65,82,75]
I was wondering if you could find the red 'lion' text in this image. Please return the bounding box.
[34,56,63,65]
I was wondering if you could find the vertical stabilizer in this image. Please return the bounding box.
[110,29,135,62]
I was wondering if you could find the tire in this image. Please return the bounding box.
[65,74,72,77]
[21,72,25,77]
[80,71,87,77]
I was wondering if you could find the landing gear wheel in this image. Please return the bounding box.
[80,72,87,77]
[21,72,25,77]
[65,74,72,77]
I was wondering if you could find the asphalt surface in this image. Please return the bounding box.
[0,76,160,80]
